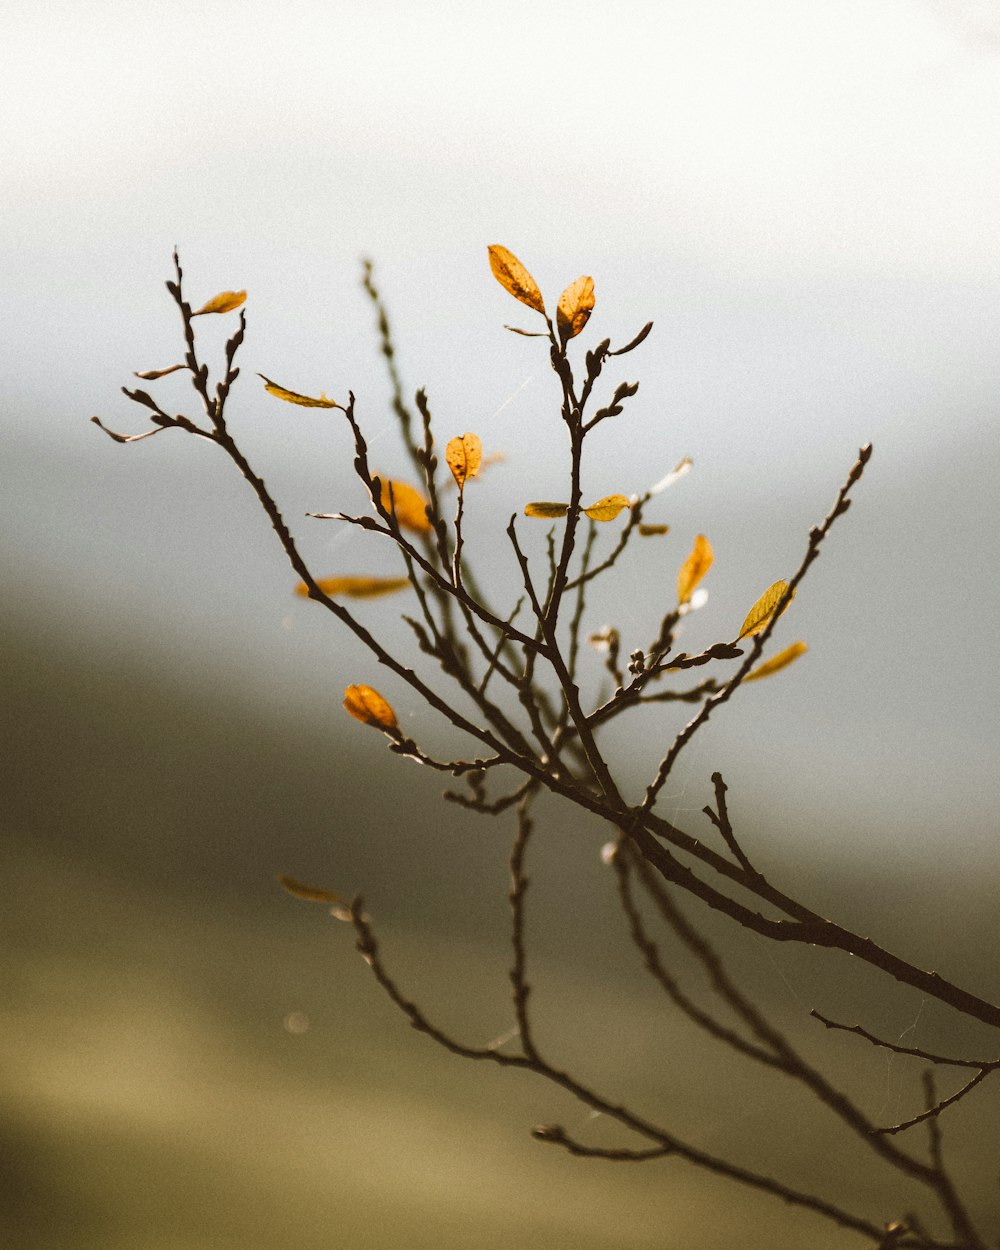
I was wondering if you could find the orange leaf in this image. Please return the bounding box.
[343,684,399,732]
[445,433,483,490]
[583,494,630,522]
[192,290,246,315]
[277,875,347,905]
[378,478,432,533]
[677,534,713,605]
[524,501,570,519]
[295,575,410,599]
[738,580,795,640]
[744,641,808,683]
[556,276,595,340]
[488,245,546,314]
[259,374,339,408]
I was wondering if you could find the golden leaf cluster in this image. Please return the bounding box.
[524,495,630,522]
[488,245,595,340]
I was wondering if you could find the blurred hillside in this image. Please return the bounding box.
[3,572,999,1249]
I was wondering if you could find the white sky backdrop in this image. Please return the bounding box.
[4,0,999,861]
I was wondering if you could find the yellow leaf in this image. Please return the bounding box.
[524,501,570,519]
[677,534,713,605]
[378,478,432,533]
[583,494,630,522]
[738,580,795,640]
[193,289,246,315]
[445,432,483,490]
[744,641,808,683]
[295,575,410,599]
[343,684,399,732]
[556,275,596,340]
[277,874,347,905]
[488,245,546,314]
[638,523,670,537]
[259,373,339,408]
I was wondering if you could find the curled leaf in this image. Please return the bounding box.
[278,875,347,905]
[295,575,410,599]
[738,580,795,640]
[583,494,630,522]
[556,276,595,340]
[378,478,432,532]
[259,374,339,408]
[744,641,808,683]
[638,523,670,537]
[524,502,570,519]
[343,684,399,732]
[445,433,483,490]
[192,290,246,316]
[488,245,546,314]
[649,457,693,496]
[134,364,186,380]
[677,534,713,605]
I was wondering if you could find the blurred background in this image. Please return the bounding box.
[3,1,1000,1246]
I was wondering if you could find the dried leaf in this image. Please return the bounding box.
[278,874,347,905]
[445,433,483,490]
[556,276,596,340]
[134,364,185,380]
[378,478,432,532]
[638,523,670,537]
[677,534,713,605]
[678,587,709,617]
[488,245,546,314]
[649,457,693,496]
[343,683,399,732]
[588,626,619,653]
[524,502,570,519]
[583,494,630,522]
[192,290,246,316]
[738,580,795,640]
[744,641,808,683]
[258,374,339,408]
[295,575,410,599]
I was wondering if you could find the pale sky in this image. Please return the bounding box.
[4,0,999,857]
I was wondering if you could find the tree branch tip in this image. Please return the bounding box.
[531,1124,565,1143]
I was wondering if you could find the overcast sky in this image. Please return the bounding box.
[4,0,999,859]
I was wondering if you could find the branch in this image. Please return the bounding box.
[639,444,873,812]
[875,1069,991,1138]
